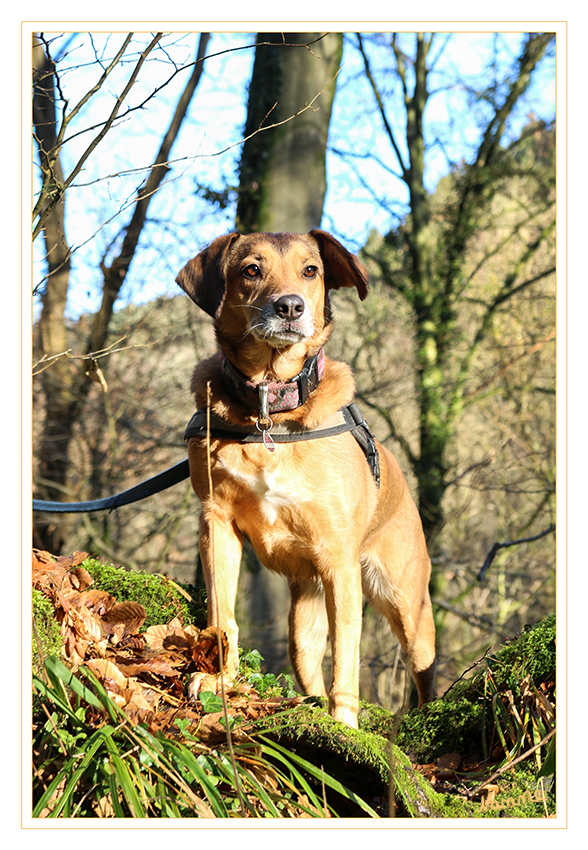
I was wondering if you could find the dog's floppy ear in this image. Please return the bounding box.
[176,232,240,317]
[309,229,369,301]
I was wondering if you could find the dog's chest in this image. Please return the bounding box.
[217,454,308,526]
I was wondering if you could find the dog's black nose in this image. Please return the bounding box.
[274,294,305,320]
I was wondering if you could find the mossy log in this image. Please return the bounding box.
[258,699,474,817]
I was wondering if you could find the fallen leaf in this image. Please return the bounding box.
[101,601,146,638]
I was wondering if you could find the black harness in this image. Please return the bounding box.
[184,401,380,487]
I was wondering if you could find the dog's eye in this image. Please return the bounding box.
[242,264,261,279]
[303,265,318,278]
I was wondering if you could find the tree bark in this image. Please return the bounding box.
[33,34,76,550]
[236,32,342,233]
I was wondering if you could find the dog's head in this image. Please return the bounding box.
[176,230,369,351]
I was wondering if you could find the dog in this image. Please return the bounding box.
[177,230,436,727]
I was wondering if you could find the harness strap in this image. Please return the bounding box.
[184,405,354,442]
[347,403,381,488]
[184,402,380,487]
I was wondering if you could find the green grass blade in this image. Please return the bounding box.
[254,743,332,815]
[129,727,223,817]
[45,657,105,710]
[257,736,379,817]
[101,735,146,817]
[33,726,115,818]
[108,772,126,817]
[33,759,75,817]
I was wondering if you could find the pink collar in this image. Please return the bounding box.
[219,348,325,414]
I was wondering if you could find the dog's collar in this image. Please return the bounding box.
[218,347,325,415]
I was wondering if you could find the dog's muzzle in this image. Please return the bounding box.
[252,294,314,344]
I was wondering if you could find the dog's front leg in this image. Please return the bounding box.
[322,564,363,728]
[198,506,243,680]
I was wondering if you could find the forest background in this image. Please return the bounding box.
[25,23,565,711]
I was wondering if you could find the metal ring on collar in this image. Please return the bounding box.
[256,416,273,432]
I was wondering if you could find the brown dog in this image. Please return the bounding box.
[177,230,436,727]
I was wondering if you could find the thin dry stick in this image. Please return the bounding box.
[205,381,247,816]
[32,336,167,375]
[467,727,556,799]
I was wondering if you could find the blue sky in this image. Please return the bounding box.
[32,30,556,318]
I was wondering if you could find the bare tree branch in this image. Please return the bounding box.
[478,524,556,581]
[33,33,163,240]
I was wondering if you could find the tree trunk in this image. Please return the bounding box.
[236,32,342,233]
[33,35,76,551]
[361,32,554,550]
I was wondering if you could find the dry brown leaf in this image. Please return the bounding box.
[69,565,94,590]
[101,601,146,638]
[124,689,155,715]
[33,550,304,738]
[85,658,129,690]
[93,795,115,818]
[191,626,229,674]
[297,794,330,818]
[187,671,222,700]
[62,605,104,647]
[196,711,231,745]
[111,653,184,679]
[69,589,115,615]
[143,623,173,650]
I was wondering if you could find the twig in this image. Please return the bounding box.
[205,381,247,817]
[32,336,166,375]
[441,647,494,699]
[32,350,73,375]
[478,524,556,581]
[432,598,498,633]
[467,727,556,799]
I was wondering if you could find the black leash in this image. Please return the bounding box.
[33,459,190,514]
[33,403,380,514]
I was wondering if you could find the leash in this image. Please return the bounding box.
[33,403,380,514]
[33,459,190,514]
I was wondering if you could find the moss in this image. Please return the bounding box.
[264,699,389,780]
[258,700,474,817]
[33,589,63,675]
[395,612,556,764]
[481,611,556,693]
[80,557,207,630]
[396,697,485,764]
